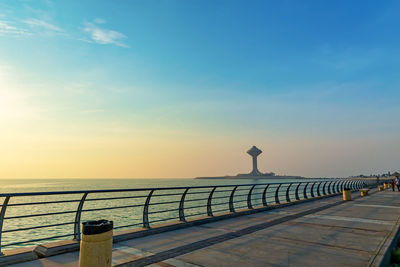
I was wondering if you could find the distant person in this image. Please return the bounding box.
[396,177,400,192]
[390,179,395,191]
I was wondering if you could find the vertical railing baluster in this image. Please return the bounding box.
[74,192,88,240]
[333,181,338,193]
[247,185,256,209]
[336,181,340,193]
[332,181,336,193]
[285,183,293,203]
[0,196,10,255]
[310,182,316,198]
[322,182,328,195]
[327,182,332,195]
[179,188,189,222]
[303,182,309,199]
[316,182,322,196]
[295,182,302,200]
[275,184,282,204]
[262,185,270,206]
[143,190,154,228]
[229,186,238,212]
[207,187,217,216]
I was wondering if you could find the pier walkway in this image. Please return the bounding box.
[10,188,400,267]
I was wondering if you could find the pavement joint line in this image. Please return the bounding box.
[303,214,393,225]
[118,197,349,267]
[270,235,374,253]
[354,204,400,209]
[281,220,387,233]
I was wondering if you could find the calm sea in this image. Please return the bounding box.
[0,178,298,193]
[0,178,318,251]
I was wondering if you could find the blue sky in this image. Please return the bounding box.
[0,0,399,178]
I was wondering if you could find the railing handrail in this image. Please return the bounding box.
[0,179,355,197]
[0,178,377,254]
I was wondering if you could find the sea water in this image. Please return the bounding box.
[0,178,320,250]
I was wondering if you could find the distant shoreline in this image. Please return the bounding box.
[195,175,305,179]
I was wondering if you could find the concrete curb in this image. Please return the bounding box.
[368,202,400,267]
[0,247,38,266]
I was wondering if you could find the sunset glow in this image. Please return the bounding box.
[1,1,399,178]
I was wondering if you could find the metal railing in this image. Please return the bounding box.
[0,179,372,254]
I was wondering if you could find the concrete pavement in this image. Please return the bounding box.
[10,188,400,267]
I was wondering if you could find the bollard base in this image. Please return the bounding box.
[343,190,351,201]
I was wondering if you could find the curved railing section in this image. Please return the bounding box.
[0,179,375,254]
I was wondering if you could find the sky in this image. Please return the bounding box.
[0,0,399,179]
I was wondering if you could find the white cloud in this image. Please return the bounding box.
[94,18,105,24]
[82,21,128,48]
[0,20,29,36]
[23,18,62,32]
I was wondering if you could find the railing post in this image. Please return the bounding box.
[179,188,189,222]
[247,185,256,209]
[74,193,88,240]
[322,182,328,195]
[0,196,10,255]
[342,181,346,190]
[327,182,333,195]
[285,183,293,203]
[262,185,270,206]
[330,182,334,194]
[229,186,238,212]
[207,187,217,216]
[143,190,154,229]
[316,182,322,196]
[295,182,302,200]
[310,182,316,198]
[275,184,282,204]
[336,181,340,193]
[303,182,309,199]
[333,181,338,194]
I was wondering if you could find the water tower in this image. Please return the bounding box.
[247,146,262,176]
